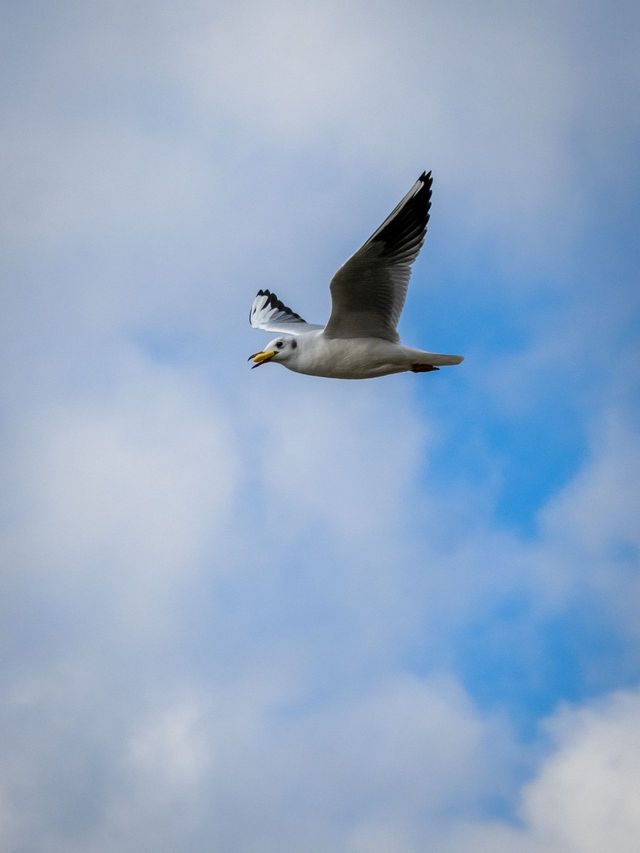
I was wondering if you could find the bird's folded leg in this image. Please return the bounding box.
[410,364,439,373]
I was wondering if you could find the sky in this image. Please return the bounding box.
[1,0,640,850]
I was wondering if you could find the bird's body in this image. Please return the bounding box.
[261,332,459,379]
[248,172,463,379]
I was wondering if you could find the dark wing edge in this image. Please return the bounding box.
[365,170,432,261]
[323,172,433,341]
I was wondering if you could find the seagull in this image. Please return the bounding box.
[248,171,463,379]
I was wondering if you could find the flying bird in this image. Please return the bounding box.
[248,172,463,379]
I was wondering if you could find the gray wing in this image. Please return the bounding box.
[249,289,322,336]
[323,172,433,342]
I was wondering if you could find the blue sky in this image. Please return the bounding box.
[2,1,640,850]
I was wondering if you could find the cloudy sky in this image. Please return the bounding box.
[2,1,639,850]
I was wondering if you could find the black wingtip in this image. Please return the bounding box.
[249,288,307,326]
[250,289,269,325]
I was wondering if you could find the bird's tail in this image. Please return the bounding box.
[405,347,464,367]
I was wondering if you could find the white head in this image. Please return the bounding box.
[248,336,299,368]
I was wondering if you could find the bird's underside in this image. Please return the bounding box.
[247,172,464,379]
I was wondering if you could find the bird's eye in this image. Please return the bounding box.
[276,341,284,349]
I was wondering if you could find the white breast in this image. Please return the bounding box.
[291,334,408,379]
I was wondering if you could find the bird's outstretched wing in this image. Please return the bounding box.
[249,289,322,336]
[323,172,432,342]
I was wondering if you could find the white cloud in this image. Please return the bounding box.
[524,691,640,853]
[3,352,239,632]
[0,668,519,853]
[542,414,640,556]
[255,380,426,542]
[1,325,638,853]
[174,0,639,262]
[5,0,638,284]
[527,412,640,653]
[1,118,212,251]
[443,689,640,853]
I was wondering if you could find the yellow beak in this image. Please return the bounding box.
[248,350,276,368]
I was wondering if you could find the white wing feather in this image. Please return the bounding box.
[249,290,322,336]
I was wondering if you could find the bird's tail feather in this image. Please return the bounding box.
[405,348,464,366]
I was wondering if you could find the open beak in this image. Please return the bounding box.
[248,350,276,368]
